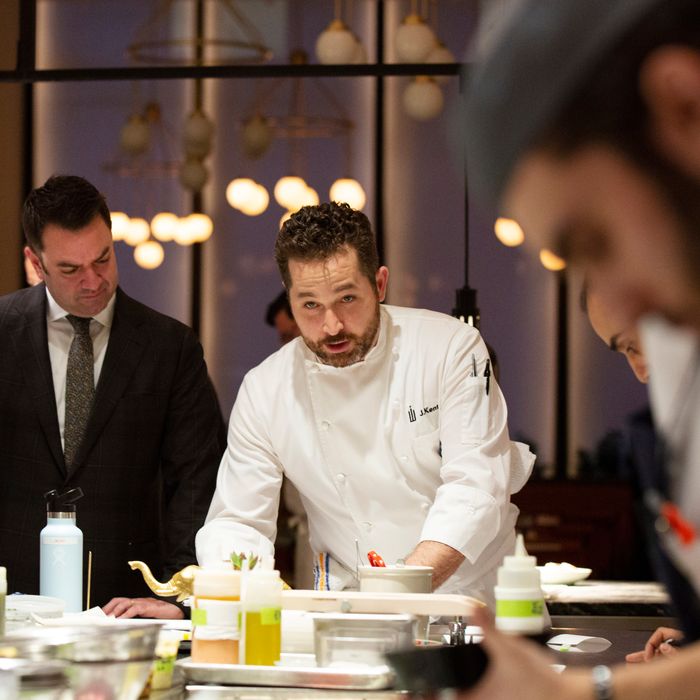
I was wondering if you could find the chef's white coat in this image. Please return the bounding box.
[197,305,535,602]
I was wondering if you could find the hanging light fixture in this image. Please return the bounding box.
[127,0,273,65]
[110,212,131,241]
[540,249,567,271]
[134,240,165,270]
[315,0,364,65]
[494,217,525,247]
[403,76,444,121]
[329,178,366,210]
[395,2,436,63]
[233,49,364,217]
[274,176,309,210]
[150,212,180,242]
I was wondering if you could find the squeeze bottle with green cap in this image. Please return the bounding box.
[40,487,84,612]
[494,533,545,635]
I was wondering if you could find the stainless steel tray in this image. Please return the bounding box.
[185,685,408,698]
[177,657,396,690]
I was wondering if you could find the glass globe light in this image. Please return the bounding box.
[226,178,258,210]
[494,217,525,247]
[179,158,209,192]
[316,19,357,64]
[238,184,270,216]
[395,14,436,63]
[123,217,150,246]
[119,114,150,156]
[274,176,308,209]
[242,115,273,159]
[150,212,179,242]
[299,187,319,207]
[183,109,214,158]
[540,249,567,271]
[402,76,444,121]
[134,240,165,270]
[426,42,456,85]
[329,178,366,210]
[173,217,197,246]
[183,213,214,243]
[110,211,130,241]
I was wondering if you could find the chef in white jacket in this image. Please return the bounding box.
[197,202,534,604]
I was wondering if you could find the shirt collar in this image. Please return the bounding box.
[45,287,117,329]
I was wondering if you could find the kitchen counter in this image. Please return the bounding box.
[544,580,674,619]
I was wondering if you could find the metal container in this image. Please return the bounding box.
[0,658,69,700]
[178,655,396,690]
[313,613,416,667]
[0,623,160,700]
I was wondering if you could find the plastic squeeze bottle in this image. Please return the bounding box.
[40,487,84,613]
[494,533,545,635]
[242,558,282,665]
[191,569,242,664]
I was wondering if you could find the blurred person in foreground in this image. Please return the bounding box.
[460,0,700,697]
[584,283,682,660]
[0,175,226,618]
[198,202,534,601]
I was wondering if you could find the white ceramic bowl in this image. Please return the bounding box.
[358,565,433,594]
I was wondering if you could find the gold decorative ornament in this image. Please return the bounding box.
[129,561,200,602]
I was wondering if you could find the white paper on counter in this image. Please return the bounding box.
[547,634,611,653]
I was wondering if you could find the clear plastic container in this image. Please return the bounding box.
[191,569,241,665]
[242,568,282,666]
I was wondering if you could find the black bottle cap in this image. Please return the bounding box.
[44,487,84,513]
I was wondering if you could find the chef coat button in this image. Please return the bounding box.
[393,400,400,410]
[362,521,373,532]
[321,420,330,431]
[400,454,409,462]
[421,503,430,512]
[336,473,346,483]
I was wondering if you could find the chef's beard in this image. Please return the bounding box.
[303,301,381,368]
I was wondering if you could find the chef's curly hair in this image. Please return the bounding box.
[23,174,111,252]
[275,202,379,290]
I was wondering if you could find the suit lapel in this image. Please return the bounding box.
[70,289,147,471]
[10,285,66,475]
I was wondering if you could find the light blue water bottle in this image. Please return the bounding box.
[40,488,84,613]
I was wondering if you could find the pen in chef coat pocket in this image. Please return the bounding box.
[484,359,491,395]
[471,354,477,377]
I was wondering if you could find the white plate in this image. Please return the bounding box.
[537,563,592,585]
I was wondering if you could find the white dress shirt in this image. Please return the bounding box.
[45,288,116,450]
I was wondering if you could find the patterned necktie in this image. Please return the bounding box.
[64,315,95,468]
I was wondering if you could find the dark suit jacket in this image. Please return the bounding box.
[0,284,226,606]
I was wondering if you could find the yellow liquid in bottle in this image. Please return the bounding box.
[244,610,281,665]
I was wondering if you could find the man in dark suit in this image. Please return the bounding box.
[0,174,226,618]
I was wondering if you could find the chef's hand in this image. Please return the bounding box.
[625,626,683,663]
[455,607,591,700]
[102,597,184,619]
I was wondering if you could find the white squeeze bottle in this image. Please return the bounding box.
[494,533,545,635]
[40,488,84,613]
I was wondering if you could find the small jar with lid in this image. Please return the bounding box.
[191,569,241,664]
